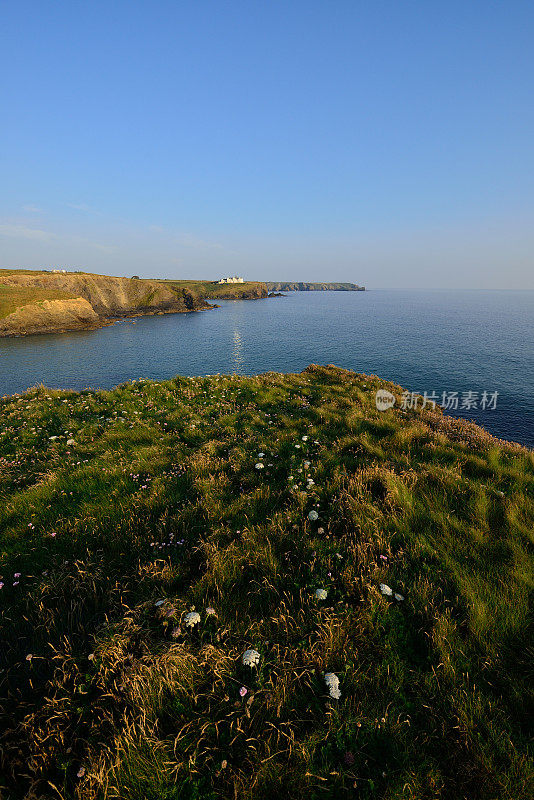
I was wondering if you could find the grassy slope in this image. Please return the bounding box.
[165,279,267,299]
[0,284,76,320]
[0,366,532,799]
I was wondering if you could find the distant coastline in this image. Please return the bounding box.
[0,269,365,338]
[266,281,365,292]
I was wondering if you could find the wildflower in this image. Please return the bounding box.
[48,435,58,440]
[26,653,33,661]
[302,435,308,441]
[206,607,217,616]
[379,583,393,596]
[154,599,165,607]
[242,649,260,667]
[14,573,21,578]
[324,672,341,699]
[171,626,181,637]
[315,588,328,600]
[239,686,248,697]
[77,767,85,778]
[0,583,3,589]
[184,611,201,628]
[255,462,264,470]
[394,593,404,601]
[258,452,265,458]
[66,438,76,445]
[308,510,319,521]
[379,554,388,561]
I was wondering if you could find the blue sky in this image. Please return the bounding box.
[1,0,533,288]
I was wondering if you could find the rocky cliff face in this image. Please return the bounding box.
[266,281,365,291]
[0,298,101,337]
[0,272,211,337]
[210,284,268,299]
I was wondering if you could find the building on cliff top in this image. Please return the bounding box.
[218,276,244,284]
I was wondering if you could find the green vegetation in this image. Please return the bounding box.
[0,283,76,319]
[0,365,532,799]
[165,279,267,299]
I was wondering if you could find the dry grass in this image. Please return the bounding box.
[0,284,76,319]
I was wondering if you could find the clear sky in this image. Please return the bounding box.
[1,0,533,288]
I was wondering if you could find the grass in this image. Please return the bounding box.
[164,280,267,299]
[0,284,77,320]
[0,365,532,799]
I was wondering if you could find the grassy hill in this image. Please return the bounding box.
[0,365,532,799]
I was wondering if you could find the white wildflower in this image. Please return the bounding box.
[242,649,260,667]
[394,592,404,601]
[324,672,341,699]
[66,438,76,445]
[380,583,393,596]
[258,452,265,458]
[255,462,264,470]
[206,607,217,616]
[315,588,328,600]
[308,510,319,521]
[184,611,201,628]
[302,436,308,441]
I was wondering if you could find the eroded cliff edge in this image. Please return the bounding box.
[0,271,212,337]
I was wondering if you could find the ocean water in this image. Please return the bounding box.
[1,289,533,447]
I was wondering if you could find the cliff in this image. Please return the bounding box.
[266,281,365,291]
[209,282,268,299]
[164,279,269,301]
[0,297,101,337]
[0,271,211,337]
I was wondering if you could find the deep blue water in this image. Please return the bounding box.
[1,289,533,447]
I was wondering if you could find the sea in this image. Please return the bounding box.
[1,289,533,448]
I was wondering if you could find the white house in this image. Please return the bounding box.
[218,276,244,284]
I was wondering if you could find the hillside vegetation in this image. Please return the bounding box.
[0,365,532,799]
[0,282,77,320]
[165,280,268,300]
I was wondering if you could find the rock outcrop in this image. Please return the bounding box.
[0,298,101,337]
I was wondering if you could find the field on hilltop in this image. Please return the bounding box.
[0,365,532,799]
